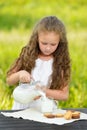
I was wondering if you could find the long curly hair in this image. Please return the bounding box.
[7,16,71,90]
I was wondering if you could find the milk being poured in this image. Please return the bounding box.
[38,91,54,113]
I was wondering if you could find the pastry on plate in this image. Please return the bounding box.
[72,111,80,119]
[44,113,55,118]
[55,113,64,118]
[64,110,72,120]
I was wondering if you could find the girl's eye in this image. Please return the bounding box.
[51,44,56,46]
[41,41,57,46]
[42,42,47,45]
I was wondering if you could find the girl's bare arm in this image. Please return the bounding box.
[44,85,69,101]
[7,70,31,85]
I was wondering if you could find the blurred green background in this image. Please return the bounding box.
[0,0,87,109]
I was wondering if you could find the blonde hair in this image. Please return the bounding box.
[7,16,71,89]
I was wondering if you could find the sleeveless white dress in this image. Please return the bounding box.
[12,58,55,110]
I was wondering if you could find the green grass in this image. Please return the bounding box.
[0,0,87,109]
[0,0,87,31]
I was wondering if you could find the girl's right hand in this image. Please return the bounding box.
[18,70,32,83]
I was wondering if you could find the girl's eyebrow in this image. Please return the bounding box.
[41,41,57,45]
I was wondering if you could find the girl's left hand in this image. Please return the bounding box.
[33,95,41,100]
[35,84,47,92]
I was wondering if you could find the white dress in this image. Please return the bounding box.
[12,58,55,110]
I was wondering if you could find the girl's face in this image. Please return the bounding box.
[38,31,60,56]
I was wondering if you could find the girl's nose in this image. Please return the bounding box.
[46,46,51,50]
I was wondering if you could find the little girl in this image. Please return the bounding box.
[7,16,71,110]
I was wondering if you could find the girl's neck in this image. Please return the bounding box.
[38,53,53,61]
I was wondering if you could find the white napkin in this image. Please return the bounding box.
[1,108,87,125]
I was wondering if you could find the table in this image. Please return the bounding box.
[0,108,87,130]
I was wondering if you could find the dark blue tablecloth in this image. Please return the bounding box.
[0,108,87,130]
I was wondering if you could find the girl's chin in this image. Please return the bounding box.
[40,52,52,57]
[43,53,51,56]
[43,52,52,55]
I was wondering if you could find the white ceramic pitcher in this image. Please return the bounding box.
[13,81,56,112]
[13,81,41,104]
